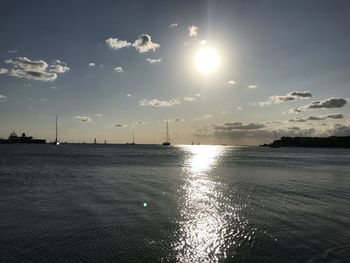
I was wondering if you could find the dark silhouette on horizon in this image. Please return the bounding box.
[0,131,46,144]
[262,136,350,148]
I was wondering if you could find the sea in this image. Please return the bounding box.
[0,144,349,263]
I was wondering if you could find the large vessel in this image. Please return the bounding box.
[162,121,171,145]
[0,131,46,144]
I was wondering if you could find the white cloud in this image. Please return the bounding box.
[114,67,123,73]
[248,85,258,89]
[195,93,201,97]
[0,95,7,102]
[221,110,227,114]
[237,107,243,111]
[139,98,180,107]
[7,49,18,54]
[184,97,196,102]
[106,38,131,49]
[88,62,96,67]
[227,80,236,85]
[198,40,206,45]
[147,58,162,64]
[188,25,198,37]
[95,113,102,117]
[126,94,132,97]
[74,116,92,122]
[195,115,213,121]
[1,57,69,81]
[0,68,8,74]
[133,34,160,53]
[169,23,178,27]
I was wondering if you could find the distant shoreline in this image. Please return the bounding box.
[261,136,350,148]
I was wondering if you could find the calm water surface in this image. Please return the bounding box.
[0,144,349,262]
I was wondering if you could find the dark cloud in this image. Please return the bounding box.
[292,98,348,112]
[1,57,69,81]
[133,34,160,53]
[257,91,312,106]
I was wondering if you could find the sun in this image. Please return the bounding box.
[194,47,220,74]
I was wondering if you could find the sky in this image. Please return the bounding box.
[0,0,350,145]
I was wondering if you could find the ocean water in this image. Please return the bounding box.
[0,144,349,263]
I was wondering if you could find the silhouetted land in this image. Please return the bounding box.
[261,136,350,148]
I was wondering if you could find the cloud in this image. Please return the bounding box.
[7,49,18,54]
[0,95,7,102]
[198,40,206,45]
[305,98,347,109]
[114,124,128,128]
[292,97,348,112]
[288,91,312,98]
[114,67,123,73]
[221,110,227,114]
[195,115,213,121]
[195,122,319,143]
[289,113,344,122]
[0,68,8,74]
[195,93,201,97]
[159,118,184,123]
[48,63,70,73]
[106,38,131,49]
[126,94,132,97]
[328,124,350,136]
[188,25,198,37]
[74,116,92,122]
[169,23,178,27]
[248,85,258,89]
[139,98,180,107]
[257,91,313,106]
[227,80,236,85]
[147,58,162,64]
[326,113,344,119]
[135,121,146,125]
[214,122,265,131]
[1,57,69,81]
[183,97,196,102]
[237,107,243,111]
[95,113,102,117]
[132,34,160,53]
[88,62,95,67]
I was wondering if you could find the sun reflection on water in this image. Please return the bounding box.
[173,145,251,262]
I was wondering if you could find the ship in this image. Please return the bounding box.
[0,131,46,144]
[162,121,171,145]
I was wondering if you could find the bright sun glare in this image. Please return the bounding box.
[195,47,220,74]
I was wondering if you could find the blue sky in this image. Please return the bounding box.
[0,0,350,145]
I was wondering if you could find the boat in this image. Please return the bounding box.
[0,131,46,144]
[53,115,59,145]
[126,127,135,145]
[162,121,171,145]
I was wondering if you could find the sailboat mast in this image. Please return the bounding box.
[55,115,58,143]
[166,121,169,143]
[132,127,135,144]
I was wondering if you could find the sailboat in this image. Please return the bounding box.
[162,121,171,145]
[127,127,135,145]
[53,115,59,145]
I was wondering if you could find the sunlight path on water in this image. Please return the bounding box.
[173,145,252,262]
